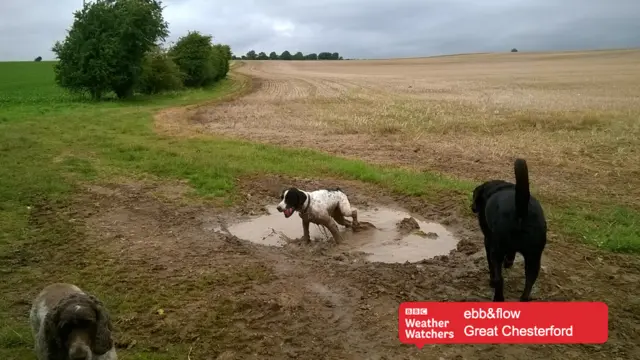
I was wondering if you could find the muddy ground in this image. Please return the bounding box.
[149,59,640,358]
[19,174,636,359]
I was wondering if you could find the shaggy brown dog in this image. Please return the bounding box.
[29,283,117,360]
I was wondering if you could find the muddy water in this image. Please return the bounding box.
[223,205,459,263]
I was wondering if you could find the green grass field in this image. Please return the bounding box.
[1,59,639,359]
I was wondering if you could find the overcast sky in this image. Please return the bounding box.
[1,0,639,61]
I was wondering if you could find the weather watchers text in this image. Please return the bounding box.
[398,302,608,346]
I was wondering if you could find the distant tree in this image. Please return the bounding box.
[34,56,43,62]
[511,48,518,52]
[280,50,292,60]
[52,0,168,100]
[241,55,247,60]
[317,52,332,60]
[231,55,238,60]
[247,50,346,61]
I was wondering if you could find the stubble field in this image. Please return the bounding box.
[2,50,640,360]
[175,50,640,219]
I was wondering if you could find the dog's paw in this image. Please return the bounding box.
[352,221,374,232]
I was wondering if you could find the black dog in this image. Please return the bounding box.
[471,158,547,302]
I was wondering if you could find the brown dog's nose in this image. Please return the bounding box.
[70,353,89,360]
[69,344,90,360]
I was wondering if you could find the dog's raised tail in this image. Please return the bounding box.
[514,158,530,219]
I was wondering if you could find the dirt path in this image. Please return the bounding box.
[50,174,637,359]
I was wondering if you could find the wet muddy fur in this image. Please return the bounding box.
[277,187,359,243]
[471,158,548,302]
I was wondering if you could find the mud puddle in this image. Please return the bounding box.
[221,205,459,263]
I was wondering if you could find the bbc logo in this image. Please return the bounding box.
[405,308,428,315]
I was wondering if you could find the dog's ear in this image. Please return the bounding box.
[43,301,65,355]
[88,295,113,355]
[284,188,306,209]
[294,189,307,209]
[471,184,484,213]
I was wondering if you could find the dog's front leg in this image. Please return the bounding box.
[302,219,311,242]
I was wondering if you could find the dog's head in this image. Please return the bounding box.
[276,187,307,218]
[44,293,114,359]
[471,180,514,214]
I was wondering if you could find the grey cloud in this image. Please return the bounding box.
[0,0,639,61]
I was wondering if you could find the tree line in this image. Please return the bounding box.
[51,0,232,100]
[233,50,343,61]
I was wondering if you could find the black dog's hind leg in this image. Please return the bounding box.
[490,246,506,302]
[520,251,542,302]
[484,238,495,287]
[504,251,516,269]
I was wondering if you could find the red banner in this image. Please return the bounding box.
[399,302,608,347]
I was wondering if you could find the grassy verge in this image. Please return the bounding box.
[0,60,638,358]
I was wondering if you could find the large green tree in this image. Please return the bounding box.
[52,0,168,100]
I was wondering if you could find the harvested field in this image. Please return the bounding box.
[160,49,640,210]
[2,50,640,360]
